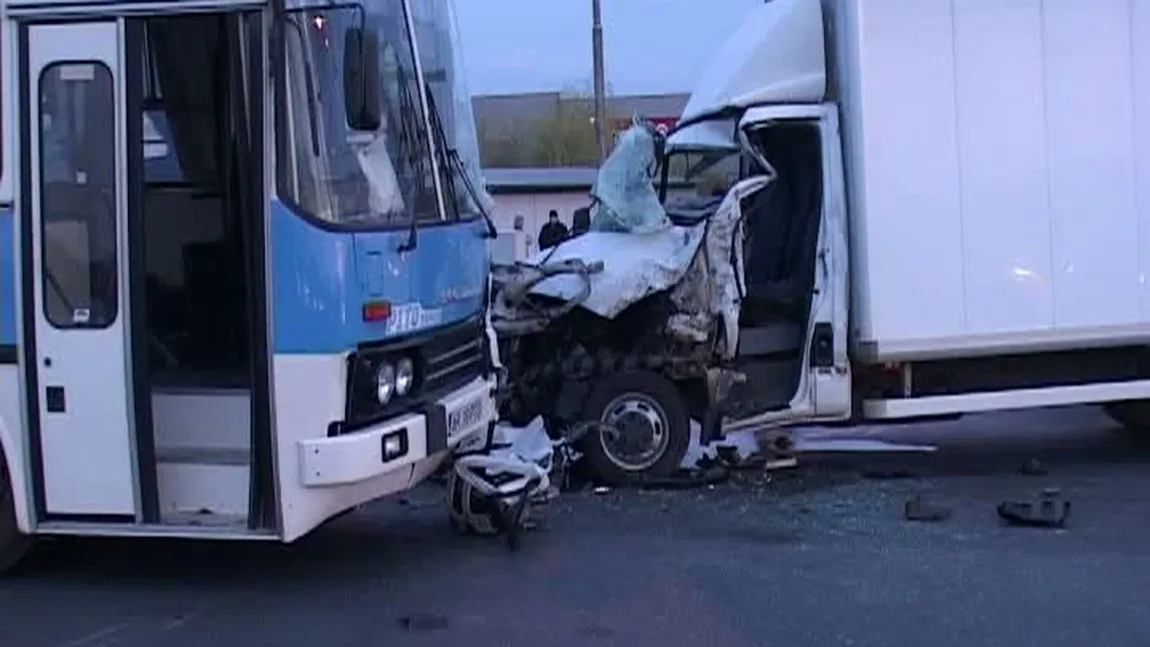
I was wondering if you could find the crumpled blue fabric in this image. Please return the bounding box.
[589,124,669,234]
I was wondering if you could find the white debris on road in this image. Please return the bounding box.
[680,421,938,469]
[795,438,938,453]
[490,418,936,475]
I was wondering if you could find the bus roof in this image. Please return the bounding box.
[2,0,264,17]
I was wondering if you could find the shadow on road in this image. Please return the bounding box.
[8,405,1150,590]
[797,404,1150,477]
[6,505,475,590]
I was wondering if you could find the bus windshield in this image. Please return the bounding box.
[278,0,487,228]
[411,0,489,221]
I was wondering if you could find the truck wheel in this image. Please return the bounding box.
[579,370,690,485]
[1104,400,1150,431]
[0,447,32,574]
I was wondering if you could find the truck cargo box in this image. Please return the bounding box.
[825,0,1150,359]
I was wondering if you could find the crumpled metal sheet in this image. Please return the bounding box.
[526,227,705,319]
[527,175,774,339]
[668,239,713,342]
[667,175,772,356]
[589,124,668,234]
[708,175,773,358]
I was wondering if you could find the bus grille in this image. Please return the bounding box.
[418,317,486,395]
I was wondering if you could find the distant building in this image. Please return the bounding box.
[472,92,689,169]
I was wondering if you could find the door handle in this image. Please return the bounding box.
[45,386,66,413]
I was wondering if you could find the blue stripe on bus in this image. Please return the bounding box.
[0,207,14,346]
[269,199,488,353]
[0,201,488,353]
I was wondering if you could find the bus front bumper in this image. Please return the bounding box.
[297,376,497,488]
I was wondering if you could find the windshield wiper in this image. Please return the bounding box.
[447,147,497,238]
[424,82,497,239]
[395,65,422,252]
[398,78,497,252]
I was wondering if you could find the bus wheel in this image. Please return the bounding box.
[579,370,690,486]
[0,448,33,574]
[1104,400,1150,432]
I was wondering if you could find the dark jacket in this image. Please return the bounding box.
[538,221,569,250]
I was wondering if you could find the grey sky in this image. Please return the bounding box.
[453,0,759,96]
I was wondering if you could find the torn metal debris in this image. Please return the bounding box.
[997,488,1071,528]
[904,495,952,523]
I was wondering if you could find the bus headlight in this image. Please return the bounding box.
[375,362,396,404]
[395,357,415,397]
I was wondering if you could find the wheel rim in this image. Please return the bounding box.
[598,392,671,472]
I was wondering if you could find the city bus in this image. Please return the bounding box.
[0,0,500,571]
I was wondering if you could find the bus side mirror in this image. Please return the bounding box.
[343,26,382,131]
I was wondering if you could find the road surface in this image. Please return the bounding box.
[3,405,1150,647]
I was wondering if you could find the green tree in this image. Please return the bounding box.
[477,116,533,168]
[475,86,614,168]
[530,97,600,167]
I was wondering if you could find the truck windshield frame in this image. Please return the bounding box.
[275,0,444,231]
[658,146,744,201]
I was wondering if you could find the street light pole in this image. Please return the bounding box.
[592,0,608,163]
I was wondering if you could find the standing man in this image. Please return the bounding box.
[537,209,570,250]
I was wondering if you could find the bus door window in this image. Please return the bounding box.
[38,63,119,330]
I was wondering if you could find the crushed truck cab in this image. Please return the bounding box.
[493,0,1150,485]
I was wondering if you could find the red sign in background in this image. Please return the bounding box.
[613,116,679,138]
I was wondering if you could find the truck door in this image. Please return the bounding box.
[25,22,138,517]
[726,103,851,432]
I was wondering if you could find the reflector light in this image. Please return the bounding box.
[362,301,392,322]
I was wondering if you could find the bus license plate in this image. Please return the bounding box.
[447,397,484,436]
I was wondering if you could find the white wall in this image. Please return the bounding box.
[490,191,593,257]
[833,0,1150,348]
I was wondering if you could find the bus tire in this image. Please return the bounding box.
[0,445,33,574]
[579,370,690,486]
[1104,400,1150,432]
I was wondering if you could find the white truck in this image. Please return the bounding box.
[494,0,1150,484]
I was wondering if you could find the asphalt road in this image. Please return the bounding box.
[4,405,1150,647]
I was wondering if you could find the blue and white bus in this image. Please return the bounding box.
[0,0,499,571]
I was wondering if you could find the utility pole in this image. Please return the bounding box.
[592,0,609,163]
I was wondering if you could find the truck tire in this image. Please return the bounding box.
[0,446,32,574]
[579,370,691,485]
[1104,400,1150,432]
